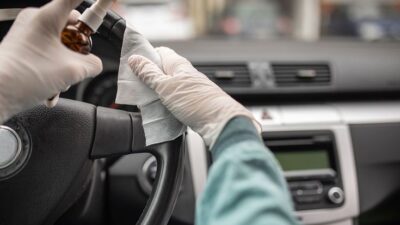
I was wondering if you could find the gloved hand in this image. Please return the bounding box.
[129,47,261,148]
[0,0,102,124]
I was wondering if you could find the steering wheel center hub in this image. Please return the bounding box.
[0,125,22,169]
[0,122,31,181]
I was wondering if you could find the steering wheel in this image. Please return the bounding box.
[0,1,185,225]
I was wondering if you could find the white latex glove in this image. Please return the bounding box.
[129,47,261,148]
[0,0,102,124]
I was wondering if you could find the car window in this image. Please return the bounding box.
[115,0,400,42]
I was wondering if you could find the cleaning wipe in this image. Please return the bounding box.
[115,24,185,146]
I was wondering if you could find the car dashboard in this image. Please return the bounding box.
[60,38,400,225]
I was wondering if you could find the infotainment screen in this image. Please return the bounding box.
[274,150,331,171]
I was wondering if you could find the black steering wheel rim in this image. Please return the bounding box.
[0,2,186,225]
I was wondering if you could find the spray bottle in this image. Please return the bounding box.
[46,0,114,106]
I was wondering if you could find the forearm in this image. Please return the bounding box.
[195,116,300,225]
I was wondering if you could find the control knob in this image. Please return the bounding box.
[328,187,344,204]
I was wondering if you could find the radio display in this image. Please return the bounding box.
[274,150,331,171]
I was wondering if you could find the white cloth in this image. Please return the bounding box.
[115,25,185,146]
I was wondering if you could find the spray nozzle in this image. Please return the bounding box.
[78,0,114,32]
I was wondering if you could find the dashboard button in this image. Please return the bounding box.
[295,195,322,204]
[289,181,323,196]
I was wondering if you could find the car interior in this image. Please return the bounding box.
[0,0,400,225]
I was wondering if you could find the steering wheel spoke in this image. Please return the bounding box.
[90,106,146,159]
[91,106,186,225]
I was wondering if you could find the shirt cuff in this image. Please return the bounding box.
[211,116,262,160]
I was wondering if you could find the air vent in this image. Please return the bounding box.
[194,63,252,87]
[272,64,331,86]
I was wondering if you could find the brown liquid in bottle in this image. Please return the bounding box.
[61,21,94,54]
[47,22,94,103]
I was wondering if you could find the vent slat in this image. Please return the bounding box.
[210,77,251,80]
[272,63,331,86]
[198,68,247,71]
[195,64,251,87]
[274,82,331,86]
[273,70,330,73]
[272,65,328,68]
[203,72,250,76]
[273,67,330,70]
[273,71,330,73]
[274,73,331,77]
[275,78,331,81]
[273,68,329,71]
[203,74,250,77]
[200,68,248,70]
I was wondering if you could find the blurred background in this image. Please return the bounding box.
[111,0,400,42]
[1,1,400,225]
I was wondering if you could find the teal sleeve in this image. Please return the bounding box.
[195,117,300,225]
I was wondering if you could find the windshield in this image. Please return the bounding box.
[114,0,400,42]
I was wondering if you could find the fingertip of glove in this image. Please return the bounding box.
[94,59,104,76]
[128,55,141,66]
[75,53,103,78]
[128,55,143,71]
[128,55,153,74]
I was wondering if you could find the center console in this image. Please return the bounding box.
[257,123,358,225]
[264,130,344,211]
[186,103,368,225]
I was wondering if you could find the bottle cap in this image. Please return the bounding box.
[79,0,114,32]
